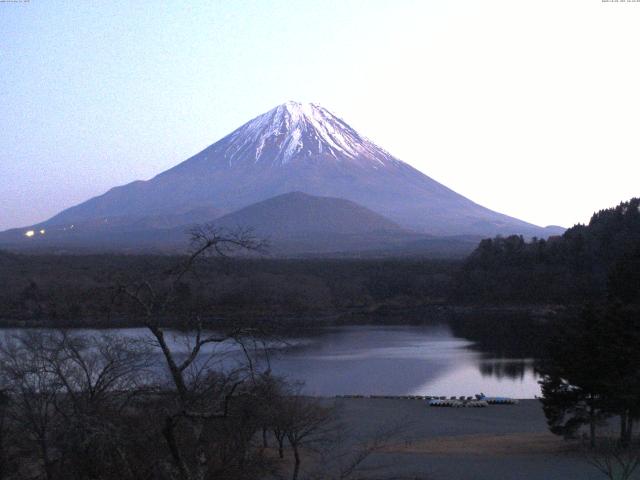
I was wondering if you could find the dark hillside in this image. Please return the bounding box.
[456,198,640,304]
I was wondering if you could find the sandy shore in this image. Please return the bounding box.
[385,432,572,456]
[330,398,604,480]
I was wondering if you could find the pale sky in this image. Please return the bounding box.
[1,0,638,231]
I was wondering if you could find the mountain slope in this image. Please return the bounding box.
[209,192,419,255]
[36,101,560,238]
[0,192,481,257]
[212,191,405,237]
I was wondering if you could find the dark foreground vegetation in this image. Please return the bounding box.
[0,227,402,480]
[0,328,401,480]
[525,199,640,479]
[0,198,639,479]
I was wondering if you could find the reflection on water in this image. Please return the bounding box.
[478,358,535,381]
[265,325,541,398]
[0,324,542,399]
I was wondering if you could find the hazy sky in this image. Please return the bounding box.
[1,0,639,231]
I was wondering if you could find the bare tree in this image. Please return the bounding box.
[120,225,266,399]
[0,332,63,480]
[118,225,271,480]
[0,225,417,480]
[277,395,333,480]
[0,330,154,480]
[41,331,152,412]
[47,332,153,480]
[305,414,414,480]
[251,370,289,451]
[0,390,13,480]
[585,438,640,480]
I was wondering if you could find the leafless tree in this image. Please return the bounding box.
[0,224,420,480]
[42,331,152,412]
[250,370,290,451]
[274,395,333,480]
[305,415,416,480]
[119,225,266,399]
[0,332,64,480]
[0,330,153,480]
[118,225,273,480]
[47,332,153,479]
[0,390,13,479]
[585,438,640,480]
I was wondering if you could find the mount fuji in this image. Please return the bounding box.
[1,101,563,253]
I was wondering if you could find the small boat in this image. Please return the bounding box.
[476,393,518,405]
[429,398,460,407]
[466,400,489,407]
[428,398,487,408]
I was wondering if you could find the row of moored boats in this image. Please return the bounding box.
[430,394,518,407]
[335,393,519,407]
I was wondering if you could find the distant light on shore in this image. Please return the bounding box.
[24,230,35,237]
[39,229,45,235]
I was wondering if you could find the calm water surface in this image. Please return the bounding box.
[267,325,540,398]
[0,324,541,398]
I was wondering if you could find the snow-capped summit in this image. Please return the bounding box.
[34,102,560,239]
[220,101,395,167]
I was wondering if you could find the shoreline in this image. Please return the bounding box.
[328,398,604,479]
[0,302,568,329]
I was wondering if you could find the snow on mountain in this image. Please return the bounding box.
[222,101,395,167]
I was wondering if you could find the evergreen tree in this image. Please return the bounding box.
[539,303,640,446]
[538,307,608,447]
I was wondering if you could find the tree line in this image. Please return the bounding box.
[456,198,640,305]
[451,198,640,477]
[462,199,640,476]
[0,251,457,328]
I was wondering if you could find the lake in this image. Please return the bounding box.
[265,324,541,398]
[0,324,541,398]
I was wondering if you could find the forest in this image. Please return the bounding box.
[455,198,640,305]
[0,198,638,328]
[0,252,458,327]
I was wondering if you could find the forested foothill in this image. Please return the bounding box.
[456,198,640,306]
[0,252,458,328]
